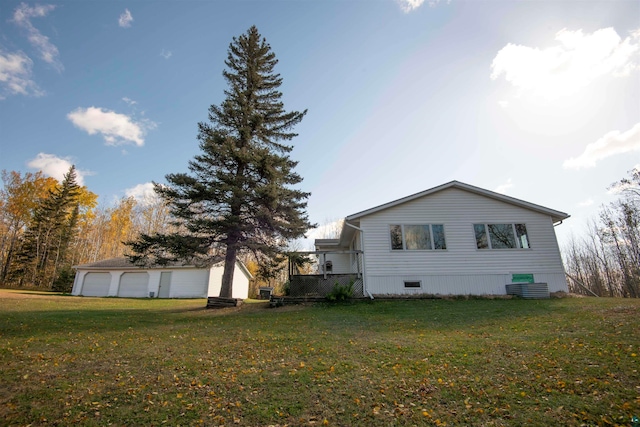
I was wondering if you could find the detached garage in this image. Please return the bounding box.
[72,257,252,299]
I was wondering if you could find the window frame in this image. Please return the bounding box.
[389,224,447,251]
[403,280,422,288]
[473,223,531,250]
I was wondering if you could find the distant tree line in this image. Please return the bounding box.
[563,168,640,298]
[0,167,174,292]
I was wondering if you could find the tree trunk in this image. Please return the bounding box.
[219,244,237,298]
[0,229,18,284]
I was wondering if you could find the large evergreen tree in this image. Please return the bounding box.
[128,26,313,298]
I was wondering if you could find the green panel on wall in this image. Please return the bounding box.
[512,273,534,283]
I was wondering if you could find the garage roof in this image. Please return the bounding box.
[74,256,224,270]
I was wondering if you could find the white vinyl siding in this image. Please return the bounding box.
[207,263,250,299]
[367,273,568,295]
[321,253,352,274]
[359,187,567,294]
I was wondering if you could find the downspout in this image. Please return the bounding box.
[345,221,373,299]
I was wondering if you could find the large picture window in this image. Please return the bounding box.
[390,224,446,250]
[473,223,530,249]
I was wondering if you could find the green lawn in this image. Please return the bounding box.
[1,291,638,426]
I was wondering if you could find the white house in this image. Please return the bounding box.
[313,181,570,297]
[72,257,252,299]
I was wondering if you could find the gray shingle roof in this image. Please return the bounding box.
[73,255,253,280]
[74,256,224,270]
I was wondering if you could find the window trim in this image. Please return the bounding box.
[389,224,447,251]
[473,223,531,250]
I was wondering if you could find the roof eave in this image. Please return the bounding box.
[345,180,570,223]
[73,264,201,270]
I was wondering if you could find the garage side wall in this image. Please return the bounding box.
[231,264,249,299]
[170,269,209,298]
[207,263,249,299]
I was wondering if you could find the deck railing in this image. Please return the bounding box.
[287,250,364,298]
[288,274,364,298]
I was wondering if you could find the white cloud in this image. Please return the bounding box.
[491,28,640,100]
[122,97,137,106]
[397,0,426,13]
[396,0,447,13]
[160,49,172,59]
[125,182,159,205]
[119,9,133,28]
[12,3,63,71]
[0,49,43,98]
[26,153,90,185]
[67,106,156,146]
[494,178,514,194]
[563,123,640,170]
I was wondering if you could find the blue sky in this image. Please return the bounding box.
[1,0,639,249]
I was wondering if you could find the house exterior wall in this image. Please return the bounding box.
[315,252,352,275]
[358,187,568,295]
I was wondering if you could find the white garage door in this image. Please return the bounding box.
[81,272,111,296]
[117,272,149,298]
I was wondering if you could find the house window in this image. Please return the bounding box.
[473,223,530,249]
[390,225,403,250]
[405,225,431,250]
[515,224,530,249]
[390,224,446,250]
[404,281,421,288]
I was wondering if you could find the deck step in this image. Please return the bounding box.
[206,297,243,309]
